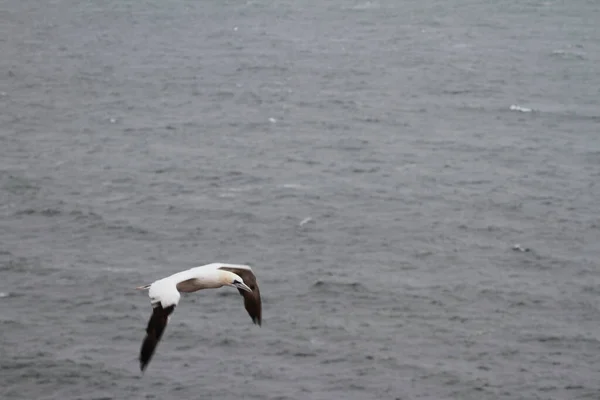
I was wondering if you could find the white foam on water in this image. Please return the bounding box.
[281,183,308,189]
[351,1,379,10]
[509,104,533,113]
[299,217,312,226]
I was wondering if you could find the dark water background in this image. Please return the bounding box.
[2,1,600,399]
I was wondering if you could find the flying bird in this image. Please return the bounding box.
[135,263,262,372]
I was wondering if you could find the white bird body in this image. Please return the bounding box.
[142,263,255,306]
[136,262,262,371]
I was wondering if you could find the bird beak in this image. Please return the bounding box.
[234,282,252,293]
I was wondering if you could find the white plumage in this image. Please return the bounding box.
[147,279,181,308]
[135,262,262,372]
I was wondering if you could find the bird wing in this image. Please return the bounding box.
[140,303,176,372]
[217,264,262,326]
[139,279,181,372]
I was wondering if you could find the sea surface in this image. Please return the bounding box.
[1,1,600,399]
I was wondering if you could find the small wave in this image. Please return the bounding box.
[1,174,40,194]
[281,183,307,189]
[69,210,103,223]
[320,357,348,365]
[349,1,379,10]
[509,104,533,113]
[522,333,600,345]
[299,217,313,226]
[442,89,472,95]
[0,257,31,272]
[459,102,599,122]
[271,346,318,358]
[311,280,369,293]
[225,186,254,193]
[69,211,152,238]
[337,138,369,151]
[293,351,317,357]
[350,167,380,174]
[104,222,150,236]
[549,49,586,60]
[15,208,62,217]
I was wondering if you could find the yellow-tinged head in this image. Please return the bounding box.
[218,270,252,293]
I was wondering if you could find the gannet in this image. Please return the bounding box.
[135,263,262,371]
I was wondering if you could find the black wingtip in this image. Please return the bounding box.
[138,304,175,372]
[140,355,151,373]
[139,334,158,372]
[140,349,150,372]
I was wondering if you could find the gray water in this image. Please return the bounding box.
[2,1,600,399]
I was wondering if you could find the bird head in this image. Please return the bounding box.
[221,271,252,293]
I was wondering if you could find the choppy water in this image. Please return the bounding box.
[2,1,600,399]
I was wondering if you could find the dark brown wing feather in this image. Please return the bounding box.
[139,304,176,372]
[219,267,262,326]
